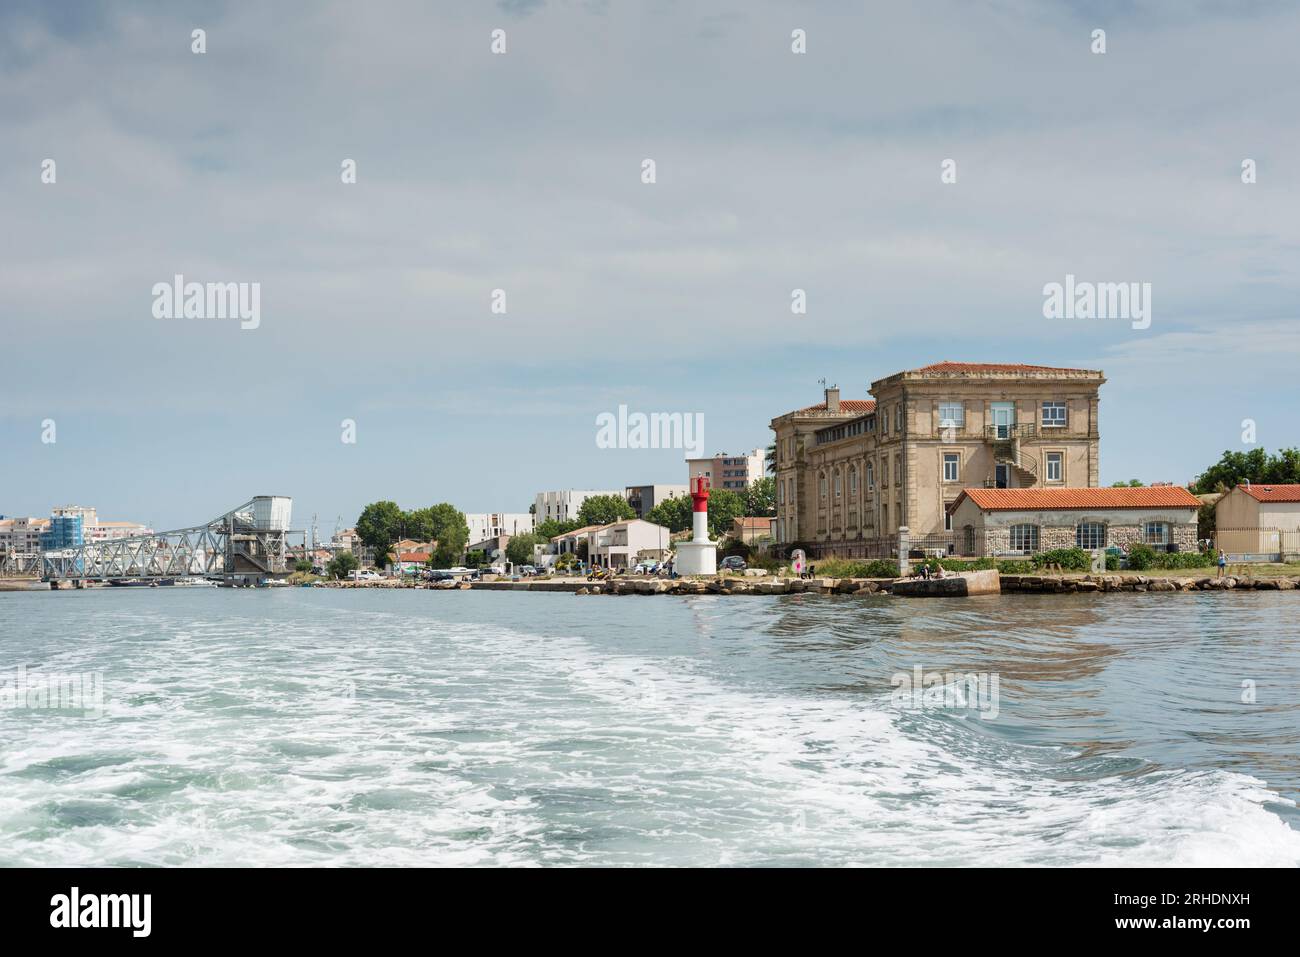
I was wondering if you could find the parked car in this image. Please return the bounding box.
[520,565,538,577]
[719,555,747,572]
[353,569,384,581]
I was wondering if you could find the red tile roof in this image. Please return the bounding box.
[912,362,1100,375]
[1238,483,1300,503]
[397,552,431,562]
[954,486,1201,511]
[794,399,876,415]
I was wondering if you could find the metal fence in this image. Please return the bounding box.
[798,532,988,561]
[1214,527,1300,563]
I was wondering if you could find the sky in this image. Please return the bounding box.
[2,0,1298,534]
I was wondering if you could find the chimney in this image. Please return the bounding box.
[825,385,840,413]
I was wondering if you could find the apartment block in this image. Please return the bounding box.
[624,484,689,519]
[686,449,765,492]
[533,489,622,525]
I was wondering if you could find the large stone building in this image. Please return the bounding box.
[769,362,1106,555]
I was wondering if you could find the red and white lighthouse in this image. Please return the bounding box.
[676,475,717,575]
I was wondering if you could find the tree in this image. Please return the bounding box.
[1191,447,1300,493]
[576,494,635,527]
[765,443,777,475]
[744,476,776,516]
[706,488,746,538]
[645,495,692,533]
[326,551,358,580]
[1110,479,1144,487]
[424,503,470,567]
[356,501,404,552]
[293,558,313,573]
[506,533,544,565]
[535,518,581,540]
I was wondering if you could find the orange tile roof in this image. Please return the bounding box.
[397,552,431,562]
[1238,483,1300,503]
[955,486,1201,511]
[548,524,604,541]
[794,399,876,415]
[912,362,1100,375]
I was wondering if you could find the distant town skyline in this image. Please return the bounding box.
[3,1,1299,531]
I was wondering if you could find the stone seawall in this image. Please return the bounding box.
[313,573,1300,597]
[1000,574,1299,593]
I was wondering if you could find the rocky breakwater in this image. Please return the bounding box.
[1000,574,1300,593]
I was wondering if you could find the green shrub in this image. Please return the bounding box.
[1105,554,1120,571]
[1151,551,1213,570]
[1032,547,1091,571]
[1126,543,1157,570]
[996,559,1036,574]
[812,558,899,578]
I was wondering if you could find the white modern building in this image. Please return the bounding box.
[549,519,672,570]
[465,512,535,543]
[533,489,622,525]
[686,449,765,492]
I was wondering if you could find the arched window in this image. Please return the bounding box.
[1009,523,1039,554]
[1076,521,1106,550]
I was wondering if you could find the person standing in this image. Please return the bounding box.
[1217,549,1227,578]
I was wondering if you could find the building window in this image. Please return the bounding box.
[1009,523,1039,553]
[882,504,888,529]
[895,405,903,433]
[834,470,842,499]
[1076,521,1106,550]
[1045,452,1063,482]
[1042,401,1067,428]
[894,455,901,486]
[849,467,857,496]
[819,472,827,502]
[866,461,874,489]
[944,508,953,532]
[1144,522,1170,545]
[938,402,964,430]
[942,453,959,483]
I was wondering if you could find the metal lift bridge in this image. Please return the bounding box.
[42,496,295,585]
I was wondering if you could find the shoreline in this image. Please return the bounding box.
[12,573,1299,597]
[321,572,1300,596]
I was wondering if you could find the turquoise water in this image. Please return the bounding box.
[1,587,1297,866]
